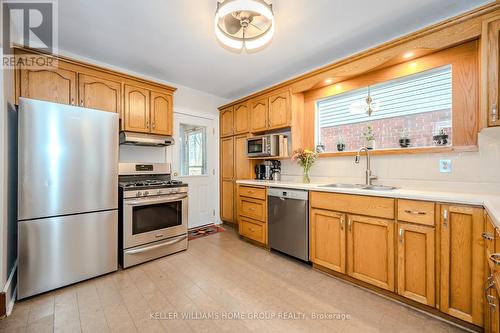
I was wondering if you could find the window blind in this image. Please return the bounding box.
[316,65,452,128]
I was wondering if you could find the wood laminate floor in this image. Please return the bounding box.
[0,225,466,333]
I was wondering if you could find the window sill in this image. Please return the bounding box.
[318,145,478,158]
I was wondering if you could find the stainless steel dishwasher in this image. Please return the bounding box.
[268,188,309,261]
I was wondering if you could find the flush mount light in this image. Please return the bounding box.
[215,0,274,51]
[324,78,333,84]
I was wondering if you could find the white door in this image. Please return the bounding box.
[171,112,216,229]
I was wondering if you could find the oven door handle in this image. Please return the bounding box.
[125,235,188,255]
[125,194,187,206]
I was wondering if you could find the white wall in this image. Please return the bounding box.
[281,127,500,194]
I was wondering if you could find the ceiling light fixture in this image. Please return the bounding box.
[324,78,333,84]
[403,51,415,59]
[215,0,274,51]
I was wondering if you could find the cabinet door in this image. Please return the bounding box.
[220,107,234,137]
[150,91,173,135]
[124,84,150,133]
[20,66,77,105]
[233,102,250,134]
[221,180,234,223]
[440,205,484,326]
[268,91,290,129]
[485,18,500,127]
[397,223,435,306]
[78,74,121,113]
[250,98,268,132]
[234,134,251,180]
[220,137,234,180]
[486,281,500,333]
[347,214,395,291]
[310,209,346,273]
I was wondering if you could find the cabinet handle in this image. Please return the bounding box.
[348,218,352,232]
[485,276,495,294]
[493,103,498,122]
[483,232,495,241]
[490,253,500,266]
[443,209,448,228]
[71,98,75,106]
[399,228,404,243]
[404,209,426,215]
[340,217,344,230]
[80,99,84,106]
[146,121,150,129]
[248,207,256,211]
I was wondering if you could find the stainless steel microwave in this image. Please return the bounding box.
[246,135,280,157]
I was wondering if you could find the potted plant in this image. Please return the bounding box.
[291,148,319,183]
[433,129,449,146]
[399,128,411,148]
[362,125,375,150]
[336,135,345,151]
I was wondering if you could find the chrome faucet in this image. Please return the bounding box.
[355,147,377,186]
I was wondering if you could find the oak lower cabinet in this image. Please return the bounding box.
[78,73,121,113]
[440,204,484,326]
[19,64,77,105]
[221,180,235,223]
[309,209,346,273]
[237,185,267,245]
[486,283,500,333]
[347,214,395,291]
[397,222,435,306]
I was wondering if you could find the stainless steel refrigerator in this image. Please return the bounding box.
[17,98,119,299]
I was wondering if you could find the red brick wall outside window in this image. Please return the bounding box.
[318,109,452,152]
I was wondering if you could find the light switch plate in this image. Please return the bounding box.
[439,159,452,173]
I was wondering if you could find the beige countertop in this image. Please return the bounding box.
[236,179,500,228]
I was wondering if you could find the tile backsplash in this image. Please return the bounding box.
[281,127,500,194]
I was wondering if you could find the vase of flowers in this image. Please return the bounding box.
[291,148,318,183]
[362,125,375,150]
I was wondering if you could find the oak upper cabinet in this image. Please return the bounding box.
[220,107,234,137]
[151,91,173,135]
[20,64,77,105]
[310,209,346,273]
[124,84,150,133]
[268,90,291,129]
[347,214,395,291]
[440,204,484,326]
[78,74,121,113]
[484,17,500,126]
[397,222,435,306]
[234,134,252,180]
[233,102,250,134]
[250,97,268,132]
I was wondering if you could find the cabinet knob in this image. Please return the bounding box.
[489,253,500,266]
[80,99,83,107]
[146,121,150,128]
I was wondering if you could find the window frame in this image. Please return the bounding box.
[302,41,479,158]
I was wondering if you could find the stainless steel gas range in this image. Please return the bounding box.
[119,163,188,268]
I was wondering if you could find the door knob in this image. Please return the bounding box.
[173,172,179,176]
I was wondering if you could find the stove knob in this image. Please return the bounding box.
[136,191,141,197]
[144,191,150,196]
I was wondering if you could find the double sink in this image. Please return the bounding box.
[319,183,398,191]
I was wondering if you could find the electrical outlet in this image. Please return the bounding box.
[439,159,452,173]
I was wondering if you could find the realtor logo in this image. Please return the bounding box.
[2,0,58,68]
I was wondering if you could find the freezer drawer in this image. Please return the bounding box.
[18,210,118,299]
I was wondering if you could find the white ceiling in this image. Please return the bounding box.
[59,0,493,100]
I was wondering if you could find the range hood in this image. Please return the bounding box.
[119,132,174,147]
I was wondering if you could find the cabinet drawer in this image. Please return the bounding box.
[310,192,394,219]
[397,199,435,226]
[239,186,266,200]
[239,197,266,222]
[240,217,266,244]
